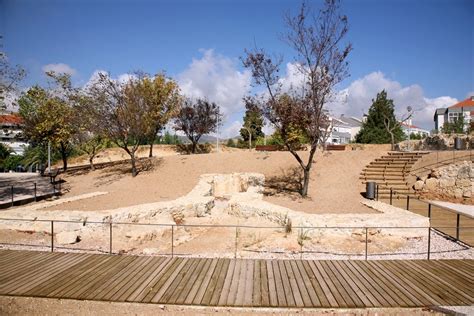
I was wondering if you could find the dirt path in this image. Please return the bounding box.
[45,148,385,214]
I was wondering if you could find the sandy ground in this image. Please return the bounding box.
[0,296,445,315]
[46,147,386,214]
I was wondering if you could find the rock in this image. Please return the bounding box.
[439,178,455,189]
[56,231,80,245]
[463,189,472,198]
[413,180,424,191]
[454,188,463,199]
[456,179,471,188]
[457,165,471,179]
[424,178,439,191]
[142,248,160,255]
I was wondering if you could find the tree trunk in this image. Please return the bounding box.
[192,141,197,154]
[390,133,395,151]
[60,142,68,172]
[130,154,137,177]
[89,156,95,171]
[301,167,310,197]
[149,143,154,158]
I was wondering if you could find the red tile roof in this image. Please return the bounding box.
[448,96,474,108]
[0,114,23,125]
[401,122,421,129]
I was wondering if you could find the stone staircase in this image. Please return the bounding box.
[359,152,430,199]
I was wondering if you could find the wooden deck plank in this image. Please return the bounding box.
[0,250,472,309]
[259,259,270,307]
[1,253,88,294]
[265,260,278,307]
[331,260,375,307]
[174,258,209,305]
[201,258,226,306]
[217,258,236,306]
[304,260,338,307]
[405,260,473,303]
[208,259,231,306]
[11,253,91,295]
[140,257,183,302]
[185,258,213,305]
[271,260,287,306]
[191,258,218,305]
[126,257,173,302]
[283,260,304,307]
[65,255,135,299]
[363,260,423,306]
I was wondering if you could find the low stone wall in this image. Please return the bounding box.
[413,161,474,203]
[397,134,474,151]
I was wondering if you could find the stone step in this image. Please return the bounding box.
[361,169,409,175]
[369,161,414,166]
[375,157,418,162]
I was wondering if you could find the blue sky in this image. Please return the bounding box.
[1,0,473,133]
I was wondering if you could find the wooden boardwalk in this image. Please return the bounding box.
[0,249,472,308]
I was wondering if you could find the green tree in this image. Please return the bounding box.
[441,115,465,134]
[240,100,264,149]
[242,0,351,197]
[356,90,405,148]
[18,76,76,171]
[133,73,181,157]
[0,143,11,168]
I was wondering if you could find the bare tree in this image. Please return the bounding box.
[174,98,222,154]
[88,73,148,176]
[0,36,26,111]
[383,112,412,151]
[242,0,352,196]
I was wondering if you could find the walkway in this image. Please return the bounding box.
[0,250,472,308]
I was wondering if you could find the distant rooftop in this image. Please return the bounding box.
[0,114,23,125]
[448,96,474,109]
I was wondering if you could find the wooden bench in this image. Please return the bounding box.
[326,144,346,151]
[255,145,282,151]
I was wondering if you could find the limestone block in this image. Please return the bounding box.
[457,166,471,179]
[56,231,80,245]
[439,178,455,189]
[424,178,439,191]
[455,178,471,188]
[463,189,472,198]
[454,188,463,199]
[413,180,424,191]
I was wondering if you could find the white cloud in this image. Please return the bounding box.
[329,72,457,130]
[42,63,77,76]
[178,49,251,116]
[221,120,243,138]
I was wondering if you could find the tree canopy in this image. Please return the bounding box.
[355,90,405,145]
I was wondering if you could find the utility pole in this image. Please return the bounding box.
[48,141,51,173]
[216,114,219,153]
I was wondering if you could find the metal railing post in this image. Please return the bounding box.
[406,195,410,211]
[34,183,37,202]
[376,185,379,201]
[109,222,112,254]
[171,225,174,257]
[11,186,14,207]
[365,227,368,261]
[428,203,431,219]
[427,227,431,260]
[235,227,238,259]
[390,188,393,205]
[51,221,54,252]
[456,214,460,240]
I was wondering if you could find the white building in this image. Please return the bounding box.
[0,114,27,155]
[434,96,474,132]
[328,115,363,144]
[401,120,430,138]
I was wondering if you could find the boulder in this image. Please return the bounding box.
[56,231,80,245]
[413,180,424,191]
[457,165,471,179]
[424,178,439,191]
[463,189,472,198]
[454,188,463,199]
[439,178,455,189]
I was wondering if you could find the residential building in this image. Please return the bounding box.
[401,120,430,138]
[328,115,363,144]
[434,96,474,132]
[0,114,27,155]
